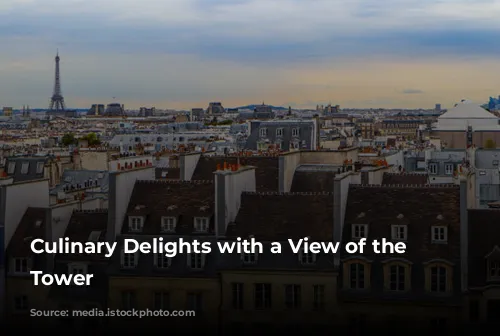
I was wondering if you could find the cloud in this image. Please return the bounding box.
[401,89,424,94]
[1,0,500,108]
[1,0,500,63]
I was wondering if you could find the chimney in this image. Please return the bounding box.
[333,172,352,268]
[44,208,54,272]
[459,177,468,292]
[214,165,256,238]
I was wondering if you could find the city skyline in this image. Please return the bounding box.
[1,0,500,110]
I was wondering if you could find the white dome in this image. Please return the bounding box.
[436,100,499,130]
[439,100,496,120]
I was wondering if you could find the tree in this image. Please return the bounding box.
[61,133,77,146]
[485,139,496,149]
[82,132,101,146]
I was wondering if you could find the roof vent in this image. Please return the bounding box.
[397,214,404,219]
[436,214,444,220]
[134,205,146,210]
[35,220,42,227]
[167,205,178,211]
[199,205,209,211]
[357,212,365,218]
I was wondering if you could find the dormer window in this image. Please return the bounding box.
[444,163,454,175]
[300,248,316,265]
[155,254,172,269]
[391,225,407,241]
[292,128,299,137]
[121,249,138,269]
[161,217,176,233]
[7,162,15,174]
[68,263,87,275]
[188,253,206,270]
[242,252,258,264]
[276,128,283,137]
[36,162,44,174]
[21,162,29,175]
[489,260,500,280]
[129,216,144,232]
[428,163,438,175]
[486,246,500,281]
[194,217,209,232]
[352,224,368,239]
[13,257,30,274]
[431,226,448,243]
[259,128,268,137]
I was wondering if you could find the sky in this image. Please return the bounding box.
[1,0,500,110]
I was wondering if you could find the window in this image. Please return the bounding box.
[389,265,406,291]
[431,226,448,243]
[391,225,407,241]
[188,253,205,270]
[254,283,272,309]
[155,254,172,269]
[276,128,283,137]
[430,266,447,292]
[352,224,368,239]
[68,263,87,275]
[121,250,137,269]
[14,296,28,311]
[313,285,325,311]
[429,163,438,175]
[194,217,209,232]
[154,292,170,310]
[128,217,144,232]
[259,128,267,137]
[36,162,44,174]
[121,291,136,309]
[349,263,365,289]
[488,260,500,280]
[444,163,454,175]
[161,217,176,232]
[13,258,29,273]
[231,283,244,309]
[292,128,299,137]
[300,249,316,265]
[21,162,29,174]
[187,293,203,312]
[7,162,15,174]
[242,252,258,264]
[284,284,301,309]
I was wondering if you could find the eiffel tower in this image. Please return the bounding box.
[48,50,66,113]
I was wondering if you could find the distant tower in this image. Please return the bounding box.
[48,50,66,112]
